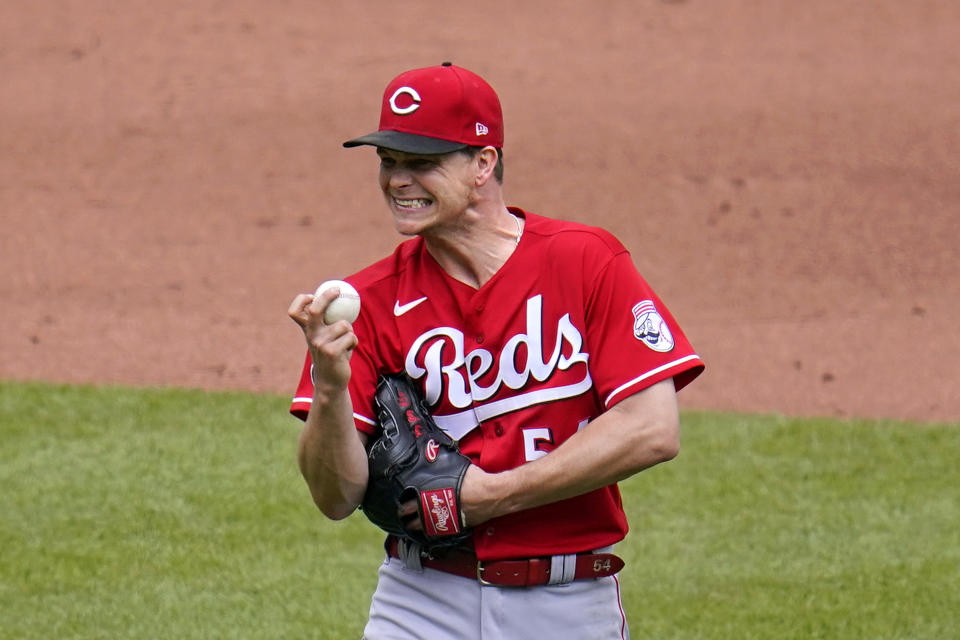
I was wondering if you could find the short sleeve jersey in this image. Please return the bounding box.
[291,208,704,560]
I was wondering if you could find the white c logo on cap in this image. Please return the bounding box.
[389,87,421,115]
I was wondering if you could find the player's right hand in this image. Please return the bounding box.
[287,291,358,391]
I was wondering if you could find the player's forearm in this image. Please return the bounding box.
[297,385,369,520]
[464,379,680,523]
[511,410,676,509]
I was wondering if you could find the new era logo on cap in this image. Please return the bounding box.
[343,62,504,154]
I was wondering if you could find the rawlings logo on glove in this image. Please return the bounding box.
[422,488,459,537]
[360,373,472,549]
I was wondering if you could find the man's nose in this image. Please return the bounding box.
[386,168,414,188]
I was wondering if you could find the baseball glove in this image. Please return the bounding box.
[360,373,472,548]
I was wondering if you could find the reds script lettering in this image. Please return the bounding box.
[405,295,589,409]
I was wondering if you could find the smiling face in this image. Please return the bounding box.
[376,148,478,237]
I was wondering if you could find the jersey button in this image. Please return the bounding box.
[494,424,504,437]
[475,334,484,344]
[486,527,495,536]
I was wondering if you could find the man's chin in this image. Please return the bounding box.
[392,220,422,237]
[391,212,430,237]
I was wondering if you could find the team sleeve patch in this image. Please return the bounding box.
[632,300,675,352]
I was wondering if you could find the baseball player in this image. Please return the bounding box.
[288,62,704,639]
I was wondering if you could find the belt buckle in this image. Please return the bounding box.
[476,560,494,586]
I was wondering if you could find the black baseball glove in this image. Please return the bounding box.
[360,373,472,548]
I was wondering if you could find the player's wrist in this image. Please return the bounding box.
[461,465,515,525]
[309,360,350,392]
[310,371,350,407]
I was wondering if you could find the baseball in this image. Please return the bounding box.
[314,279,361,324]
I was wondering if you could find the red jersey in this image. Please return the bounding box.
[291,208,704,560]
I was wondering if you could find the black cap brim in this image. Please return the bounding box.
[342,130,468,154]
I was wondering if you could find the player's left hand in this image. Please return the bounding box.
[361,373,473,549]
[398,464,499,531]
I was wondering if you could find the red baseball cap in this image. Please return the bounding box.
[343,62,503,154]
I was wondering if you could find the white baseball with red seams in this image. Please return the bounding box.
[314,279,361,324]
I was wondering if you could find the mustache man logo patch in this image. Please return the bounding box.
[632,300,675,352]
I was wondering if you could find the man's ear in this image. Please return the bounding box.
[474,146,499,186]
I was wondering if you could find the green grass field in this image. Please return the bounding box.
[1,381,957,639]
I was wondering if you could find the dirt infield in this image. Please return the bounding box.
[2,1,957,423]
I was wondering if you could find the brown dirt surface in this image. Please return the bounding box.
[2,1,958,424]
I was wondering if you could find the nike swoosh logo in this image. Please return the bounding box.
[393,296,428,317]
